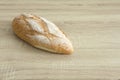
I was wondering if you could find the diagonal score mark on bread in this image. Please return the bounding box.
[12,14,73,54]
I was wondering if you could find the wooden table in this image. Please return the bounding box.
[0,0,120,80]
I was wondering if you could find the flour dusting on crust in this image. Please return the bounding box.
[28,35,50,44]
[40,17,65,38]
[26,15,72,49]
[26,19,44,33]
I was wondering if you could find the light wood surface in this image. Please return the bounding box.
[0,0,120,80]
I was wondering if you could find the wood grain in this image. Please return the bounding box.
[0,0,120,80]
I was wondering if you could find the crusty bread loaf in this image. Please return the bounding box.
[12,13,73,54]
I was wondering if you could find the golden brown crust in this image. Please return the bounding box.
[12,14,73,54]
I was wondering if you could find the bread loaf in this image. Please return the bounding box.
[12,14,73,54]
